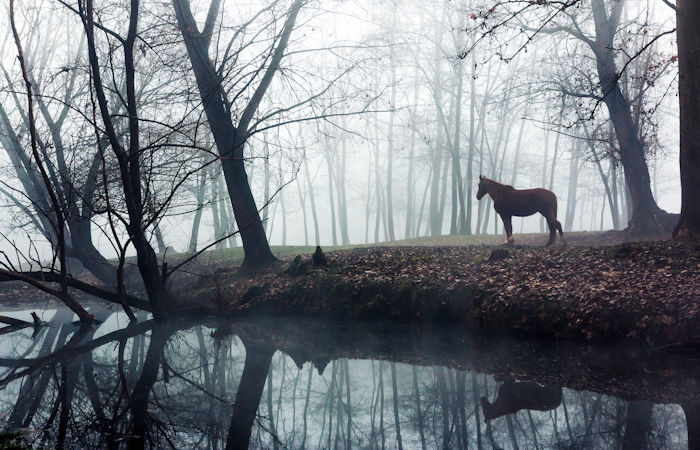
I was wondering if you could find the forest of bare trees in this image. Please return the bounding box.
[0,0,694,317]
[1,2,699,448]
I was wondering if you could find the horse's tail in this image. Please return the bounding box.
[556,219,564,236]
[553,193,564,237]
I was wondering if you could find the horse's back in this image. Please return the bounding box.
[497,187,557,217]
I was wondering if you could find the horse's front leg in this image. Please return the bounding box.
[500,214,514,246]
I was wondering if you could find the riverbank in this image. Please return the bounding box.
[1,232,698,345]
[192,234,699,345]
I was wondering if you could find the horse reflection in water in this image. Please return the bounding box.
[480,380,563,421]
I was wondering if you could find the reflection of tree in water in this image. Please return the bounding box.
[0,314,694,449]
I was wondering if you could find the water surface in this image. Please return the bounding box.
[0,306,695,449]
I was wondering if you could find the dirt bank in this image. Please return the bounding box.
[199,238,699,345]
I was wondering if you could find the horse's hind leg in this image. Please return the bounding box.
[544,210,563,246]
[545,220,557,246]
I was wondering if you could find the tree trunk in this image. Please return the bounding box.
[390,363,403,450]
[412,367,427,450]
[375,143,383,243]
[436,367,451,449]
[438,153,450,236]
[338,123,350,245]
[682,403,700,450]
[262,144,271,234]
[188,168,207,252]
[128,325,173,448]
[386,49,397,242]
[266,356,279,450]
[452,63,468,235]
[406,75,420,239]
[172,0,302,269]
[471,372,483,450]
[303,149,321,246]
[540,123,550,233]
[325,143,338,246]
[296,175,309,246]
[465,50,480,236]
[225,341,274,450]
[674,0,700,240]
[344,360,352,450]
[301,366,312,449]
[591,0,672,237]
[430,23,446,237]
[210,169,225,251]
[565,154,580,232]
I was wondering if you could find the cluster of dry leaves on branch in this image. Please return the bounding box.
[209,234,700,345]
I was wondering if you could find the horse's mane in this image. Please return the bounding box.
[483,177,514,190]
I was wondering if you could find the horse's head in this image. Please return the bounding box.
[476,175,488,200]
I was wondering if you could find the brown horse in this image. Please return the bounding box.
[476,175,565,246]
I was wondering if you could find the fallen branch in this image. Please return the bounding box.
[0,270,152,312]
[0,312,41,328]
[0,268,94,322]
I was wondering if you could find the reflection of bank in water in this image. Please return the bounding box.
[0,310,695,448]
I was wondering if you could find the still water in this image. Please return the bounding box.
[0,306,695,449]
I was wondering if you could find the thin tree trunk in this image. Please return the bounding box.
[217,175,234,248]
[374,143,383,244]
[471,372,482,450]
[379,361,385,450]
[345,360,352,450]
[325,143,338,246]
[405,79,419,239]
[188,168,207,252]
[386,45,397,242]
[280,190,287,246]
[297,174,309,246]
[456,371,468,450]
[263,143,271,234]
[266,356,279,450]
[303,149,321,245]
[301,365,313,449]
[391,363,403,450]
[437,153,450,236]
[210,168,224,250]
[452,62,468,235]
[412,367,427,450]
[506,414,520,450]
[415,166,432,238]
[430,21,445,237]
[465,49,479,236]
[437,368,451,449]
[565,154,580,232]
[337,125,350,245]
